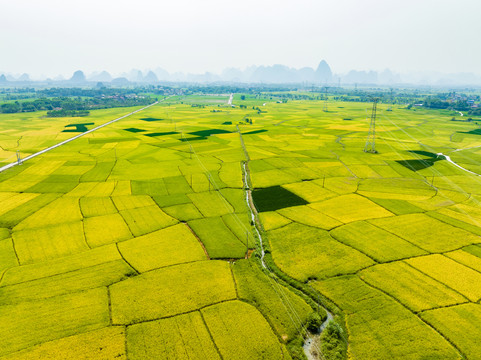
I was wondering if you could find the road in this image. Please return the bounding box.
[0,100,162,174]
[437,153,481,176]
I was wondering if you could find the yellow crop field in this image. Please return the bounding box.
[84,213,132,247]
[0,287,109,356]
[258,211,292,231]
[162,202,203,221]
[357,178,435,200]
[445,248,481,272]
[1,244,122,285]
[269,223,374,281]
[188,217,246,258]
[360,262,466,311]
[127,312,220,360]
[331,221,427,262]
[282,180,337,203]
[369,213,478,252]
[314,275,459,359]
[79,197,117,217]
[119,205,178,236]
[118,223,207,272]
[0,238,18,271]
[309,194,394,223]
[14,197,83,230]
[406,254,481,301]
[0,193,39,217]
[201,300,287,360]
[219,161,243,188]
[187,191,234,217]
[110,260,236,324]
[12,221,88,264]
[233,259,312,341]
[278,205,342,230]
[0,259,134,304]
[318,176,359,194]
[0,326,126,360]
[420,303,481,360]
[4,95,481,359]
[112,195,156,210]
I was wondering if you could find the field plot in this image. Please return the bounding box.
[314,276,459,359]
[118,223,207,272]
[233,259,312,341]
[421,303,481,360]
[0,327,126,360]
[127,312,220,360]
[331,221,427,262]
[406,254,481,302]
[3,96,481,359]
[359,262,467,311]
[369,213,479,252]
[188,217,247,258]
[201,301,288,360]
[268,223,374,281]
[309,194,394,223]
[110,260,236,324]
[0,287,109,356]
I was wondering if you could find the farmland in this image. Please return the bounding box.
[1,91,481,359]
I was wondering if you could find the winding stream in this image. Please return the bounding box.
[240,150,334,360]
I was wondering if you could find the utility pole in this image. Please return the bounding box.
[16,151,22,165]
[364,98,379,154]
[245,231,249,259]
[323,87,329,112]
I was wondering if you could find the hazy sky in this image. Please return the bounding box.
[1,0,480,78]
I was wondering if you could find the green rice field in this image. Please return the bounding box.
[1,94,481,359]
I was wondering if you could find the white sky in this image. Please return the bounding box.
[1,0,480,78]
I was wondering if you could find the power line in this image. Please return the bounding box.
[364,98,379,153]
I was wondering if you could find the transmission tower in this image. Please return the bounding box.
[364,98,379,153]
[323,87,328,112]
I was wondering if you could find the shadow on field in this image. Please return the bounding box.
[243,130,268,135]
[459,129,481,136]
[145,131,178,137]
[252,186,308,212]
[124,128,146,133]
[63,123,94,132]
[189,129,231,137]
[396,150,442,171]
[140,117,164,122]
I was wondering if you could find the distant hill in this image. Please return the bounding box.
[89,71,112,82]
[69,70,86,82]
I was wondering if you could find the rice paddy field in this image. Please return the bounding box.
[1,92,481,359]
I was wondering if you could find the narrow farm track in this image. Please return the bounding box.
[237,125,334,360]
[0,99,166,174]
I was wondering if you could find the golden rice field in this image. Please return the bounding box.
[1,93,481,359]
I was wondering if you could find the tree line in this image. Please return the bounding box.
[0,95,154,115]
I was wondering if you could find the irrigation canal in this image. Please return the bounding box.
[238,126,333,360]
